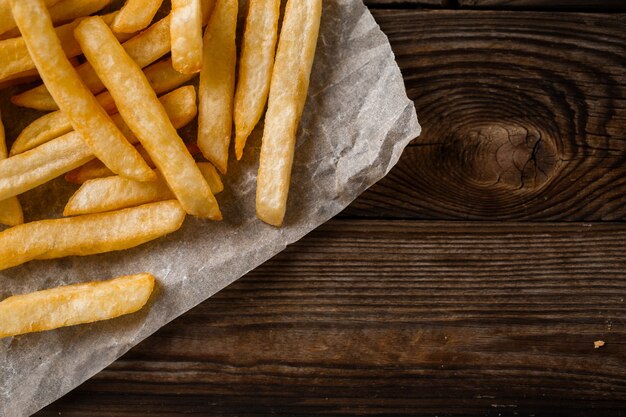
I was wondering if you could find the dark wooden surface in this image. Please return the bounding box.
[37,1,626,416]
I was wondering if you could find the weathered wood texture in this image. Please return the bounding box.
[458,1,626,10]
[344,10,626,221]
[37,221,626,416]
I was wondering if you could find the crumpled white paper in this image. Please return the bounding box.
[0,1,420,415]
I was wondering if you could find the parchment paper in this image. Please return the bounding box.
[0,1,420,415]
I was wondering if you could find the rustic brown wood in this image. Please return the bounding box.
[37,220,626,416]
[344,10,626,221]
[458,1,626,10]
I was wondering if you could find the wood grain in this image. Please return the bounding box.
[37,220,626,416]
[458,1,626,10]
[344,10,626,221]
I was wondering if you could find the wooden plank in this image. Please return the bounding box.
[342,10,626,221]
[458,1,626,11]
[37,220,626,416]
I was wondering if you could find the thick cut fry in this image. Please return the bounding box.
[0,13,130,84]
[197,0,237,174]
[234,0,280,160]
[256,0,322,227]
[1,87,197,199]
[66,143,201,184]
[0,111,23,227]
[76,16,221,219]
[0,201,186,271]
[12,15,171,111]
[0,273,155,338]
[10,0,154,182]
[12,64,195,155]
[65,163,223,216]
[0,0,62,36]
[0,132,94,201]
[112,0,163,33]
[171,0,203,74]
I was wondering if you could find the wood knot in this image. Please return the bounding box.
[450,124,558,191]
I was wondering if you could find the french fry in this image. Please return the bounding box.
[1,87,197,199]
[0,132,95,201]
[75,16,221,219]
[12,15,171,111]
[66,143,202,184]
[47,0,112,26]
[112,0,163,33]
[0,0,112,40]
[0,13,131,84]
[65,163,223,216]
[234,0,280,160]
[256,0,322,227]
[10,0,154,182]
[197,0,237,175]
[11,64,195,155]
[171,0,203,74]
[0,111,23,227]
[0,201,186,271]
[0,273,155,338]
[0,0,62,36]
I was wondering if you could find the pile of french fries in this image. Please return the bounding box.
[0,0,322,338]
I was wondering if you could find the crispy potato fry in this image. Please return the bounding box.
[112,85,198,145]
[0,0,112,39]
[65,163,223,216]
[0,273,155,338]
[256,0,322,227]
[0,0,62,36]
[12,15,171,111]
[76,16,221,219]
[0,132,95,201]
[66,143,201,184]
[0,201,186,271]
[10,0,154,182]
[0,12,130,84]
[0,111,23,227]
[2,87,197,198]
[12,63,195,155]
[197,0,237,175]
[201,0,215,23]
[234,0,280,160]
[112,0,163,33]
[171,0,203,74]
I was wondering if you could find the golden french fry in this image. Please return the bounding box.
[0,132,95,201]
[112,85,198,145]
[65,163,223,216]
[2,86,197,198]
[0,111,23,227]
[0,201,185,271]
[0,0,111,40]
[197,0,237,174]
[10,0,154,182]
[0,273,155,338]
[171,0,203,74]
[0,0,62,36]
[0,13,131,84]
[256,0,322,227]
[234,0,280,161]
[201,0,215,23]
[11,63,195,155]
[76,16,221,219]
[11,15,171,111]
[66,143,202,185]
[112,0,163,33]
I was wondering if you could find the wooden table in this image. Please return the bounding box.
[37,1,626,415]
